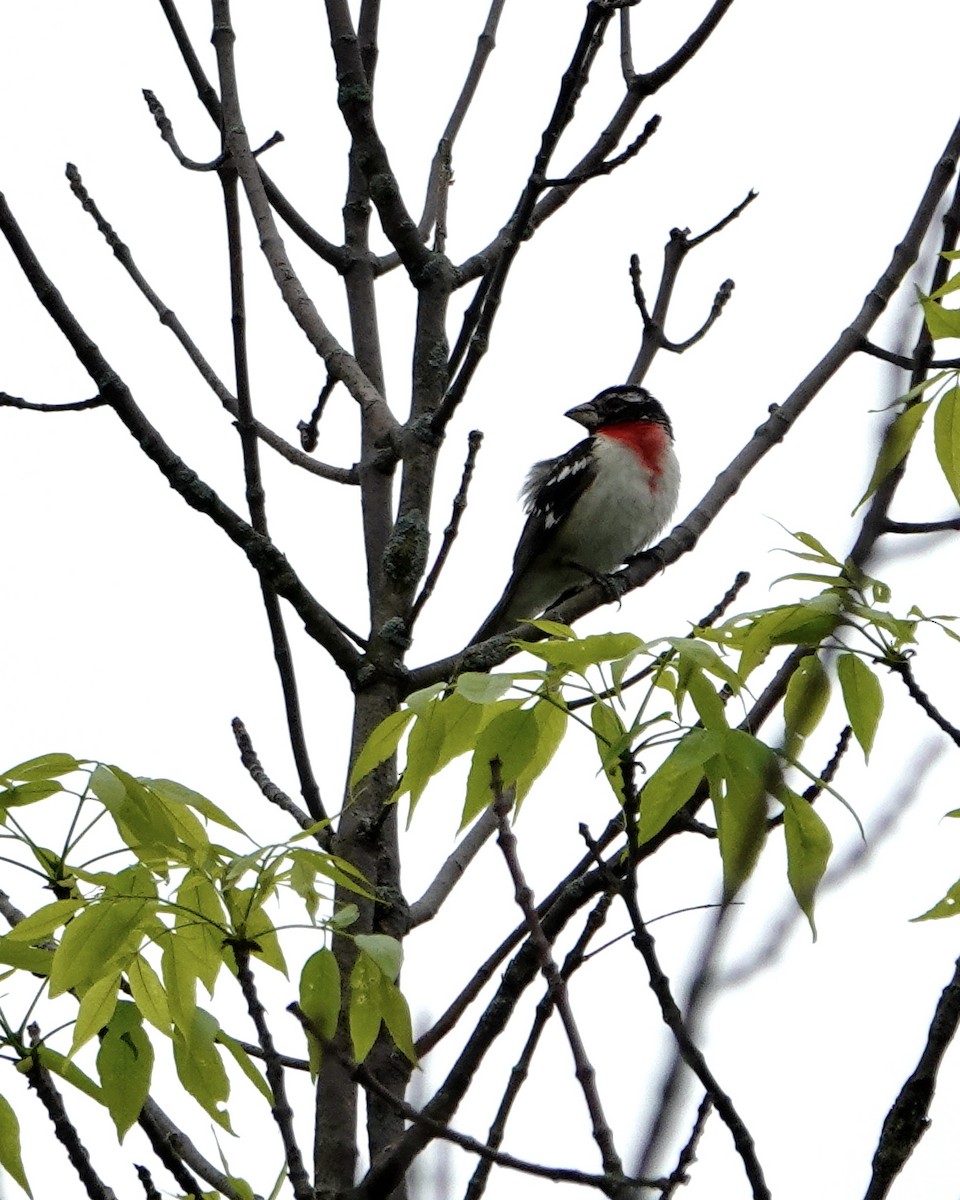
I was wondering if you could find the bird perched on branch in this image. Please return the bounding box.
[472,384,679,643]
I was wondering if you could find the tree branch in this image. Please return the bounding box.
[0,191,362,680]
[64,163,356,483]
[864,953,960,1200]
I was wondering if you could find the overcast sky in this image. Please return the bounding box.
[4,3,960,1198]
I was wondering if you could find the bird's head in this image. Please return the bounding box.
[565,385,673,439]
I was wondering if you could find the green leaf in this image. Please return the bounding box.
[71,973,120,1057]
[837,653,883,760]
[144,778,247,835]
[6,898,84,943]
[515,697,568,808]
[920,293,960,339]
[174,870,226,992]
[0,780,63,807]
[455,672,515,704]
[738,595,842,680]
[216,1029,273,1104]
[1,753,83,783]
[783,655,830,752]
[161,932,200,1031]
[710,731,775,899]
[636,731,716,844]
[299,948,341,1079]
[349,710,415,791]
[96,1002,154,1140]
[590,701,628,803]
[0,1094,32,1196]
[49,895,150,996]
[912,877,960,921]
[684,666,728,731]
[355,935,402,982]
[349,950,383,1064]
[462,706,540,826]
[18,1047,102,1103]
[854,401,931,512]
[0,937,53,975]
[126,954,171,1035]
[934,386,960,506]
[172,1008,231,1129]
[780,789,832,938]
[515,632,644,674]
[380,978,417,1064]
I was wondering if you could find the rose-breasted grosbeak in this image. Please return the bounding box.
[472,384,679,642]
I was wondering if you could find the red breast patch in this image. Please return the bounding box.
[599,421,670,475]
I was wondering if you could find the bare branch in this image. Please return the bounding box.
[541,113,661,187]
[25,1032,119,1200]
[65,163,357,483]
[491,762,627,1188]
[142,87,226,171]
[211,2,396,427]
[662,1095,713,1200]
[0,391,106,413]
[629,192,757,382]
[865,954,960,1200]
[231,717,316,833]
[857,337,960,370]
[465,893,616,1200]
[284,1001,665,1197]
[231,944,314,1200]
[408,807,497,927]
[884,517,960,533]
[0,191,362,679]
[890,656,960,747]
[410,430,484,628]
[155,0,348,269]
[140,1098,249,1200]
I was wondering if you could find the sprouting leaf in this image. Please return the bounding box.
[299,948,341,1079]
[349,951,382,1064]
[70,973,121,1058]
[781,788,832,938]
[349,709,415,791]
[515,632,644,674]
[462,705,540,826]
[912,877,960,922]
[783,655,830,752]
[49,895,150,996]
[96,1002,154,1140]
[355,934,402,982]
[837,653,883,759]
[710,730,775,899]
[934,385,960,505]
[0,753,83,783]
[172,1008,231,1130]
[0,1094,32,1195]
[636,731,716,844]
[854,401,931,512]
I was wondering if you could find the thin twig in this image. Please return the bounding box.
[298,377,338,453]
[221,163,326,824]
[408,807,497,927]
[232,944,315,1200]
[25,1031,119,1200]
[155,0,348,269]
[0,191,362,679]
[864,953,960,1200]
[0,391,107,413]
[410,430,483,627]
[465,893,616,1200]
[662,1095,713,1199]
[884,517,960,533]
[64,164,355,483]
[541,113,661,186]
[231,717,316,833]
[890,656,960,747]
[490,760,627,1189]
[858,337,960,371]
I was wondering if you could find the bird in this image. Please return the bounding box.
[471,384,679,643]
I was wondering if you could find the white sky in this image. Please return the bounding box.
[4,2,960,1198]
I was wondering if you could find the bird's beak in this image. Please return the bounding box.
[565,401,599,431]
